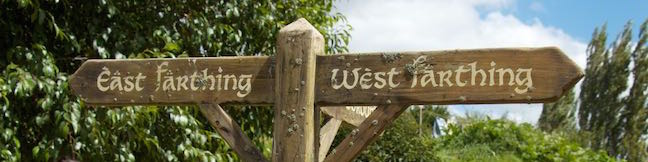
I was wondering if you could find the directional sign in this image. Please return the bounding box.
[69,57,275,105]
[317,47,583,105]
[69,47,583,106]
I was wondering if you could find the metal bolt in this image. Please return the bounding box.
[294,58,302,65]
[349,141,354,146]
[300,81,305,86]
[386,99,392,104]
[371,120,378,125]
[346,62,351,67]
[337,56,345,60]
[351,129,359,136]
[459,96,467,102]
[373,93,378,96]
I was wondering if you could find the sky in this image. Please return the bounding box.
[334,0,647,124]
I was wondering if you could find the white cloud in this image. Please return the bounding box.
[335,0,587,124]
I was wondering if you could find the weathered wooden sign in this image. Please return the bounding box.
[69,57,274,105]
[70,47,583,106]
[68,18,585,162]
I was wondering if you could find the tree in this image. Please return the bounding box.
[618,19,648,161]
[348,111,437,162]
[334,112,617,161]
[438,119,616,162]
[538,90,576,132]
[0,0,351,161]
[576,19,648,160]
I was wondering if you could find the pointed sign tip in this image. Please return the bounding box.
[549,46,585,100]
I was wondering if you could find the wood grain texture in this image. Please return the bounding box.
[271,18,323,162]
[320,107,370,127]
[323,104,410,162]
[318,118,342,162]
[198,103,267,162]
[316,47,584,105]
[69,57,274,106]
[70,47,583,106]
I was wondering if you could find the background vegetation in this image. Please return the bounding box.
[1,0,646,161]
[538,19,648,161]
[0,0,350,161]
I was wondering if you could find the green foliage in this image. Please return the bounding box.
[538,90,576,132]
[331,110,615,161]
[439,119,616,162]
[0,0,350,161]
[577,18,648,160]
[618,19,648,161]
[331,111,438,162]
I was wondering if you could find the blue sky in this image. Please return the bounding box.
[511,1,647,42]
[336,0,647,124]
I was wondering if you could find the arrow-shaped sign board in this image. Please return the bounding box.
[69,47,583,106]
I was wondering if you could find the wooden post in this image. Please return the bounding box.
[272,18,323,162]
[419,106,423,136]
[198,103,267,162]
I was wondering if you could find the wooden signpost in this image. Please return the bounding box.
[69,18,584,162]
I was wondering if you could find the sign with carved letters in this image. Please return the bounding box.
[69,57,275,105]
[69,47,582,106]
[68,18,586,162]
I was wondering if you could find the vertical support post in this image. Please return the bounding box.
[419,106,423,136]
[273,18,323,162]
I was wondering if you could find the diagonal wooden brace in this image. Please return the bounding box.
[323,104,410,162]
[318,118,342,162]
[198,103,267,162]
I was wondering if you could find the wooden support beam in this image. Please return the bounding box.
[272,18,323,162]
[323,104,410,162]
[198,103,267,162]
[321,106,374,127]
[318,118,342,162]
